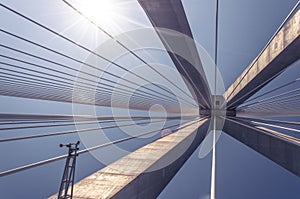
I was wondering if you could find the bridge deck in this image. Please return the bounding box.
[225,9,300,108]
[48,118,209,199]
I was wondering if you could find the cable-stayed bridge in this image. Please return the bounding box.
[0,0,300,198]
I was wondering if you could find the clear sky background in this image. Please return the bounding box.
[0,0,300,198]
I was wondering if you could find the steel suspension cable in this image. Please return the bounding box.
[237,93,300,110]
[237,87,300,109]
[0,30,191,108]
[0,118,201,177]
[241,78,300,104]
[239,99,300,113]
[0,60,182,109]
[0,79,168,111]
[225,69,284,109]
[0,56,178,106]
[0,118,169,142]
[0,117,151,131]
[232,116,300,133]
[0,114,189,125]
[62,0,199,107]
[0,116,193,131]
[0,50,182,105]
[225,0,300,103]
[0,4,198,108]
[211,0,219,198]
[234,116,300,126]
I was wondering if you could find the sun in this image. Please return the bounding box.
[69,0,117,27]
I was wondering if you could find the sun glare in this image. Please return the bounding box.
[73,0,116,27]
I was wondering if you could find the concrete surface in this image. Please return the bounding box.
[223,117,300,177]
[225,9,300,109]
[49,118,210,199]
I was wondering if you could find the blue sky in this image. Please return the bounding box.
[0,0,300,198]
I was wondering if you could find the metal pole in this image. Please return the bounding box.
[57,141,80,199]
